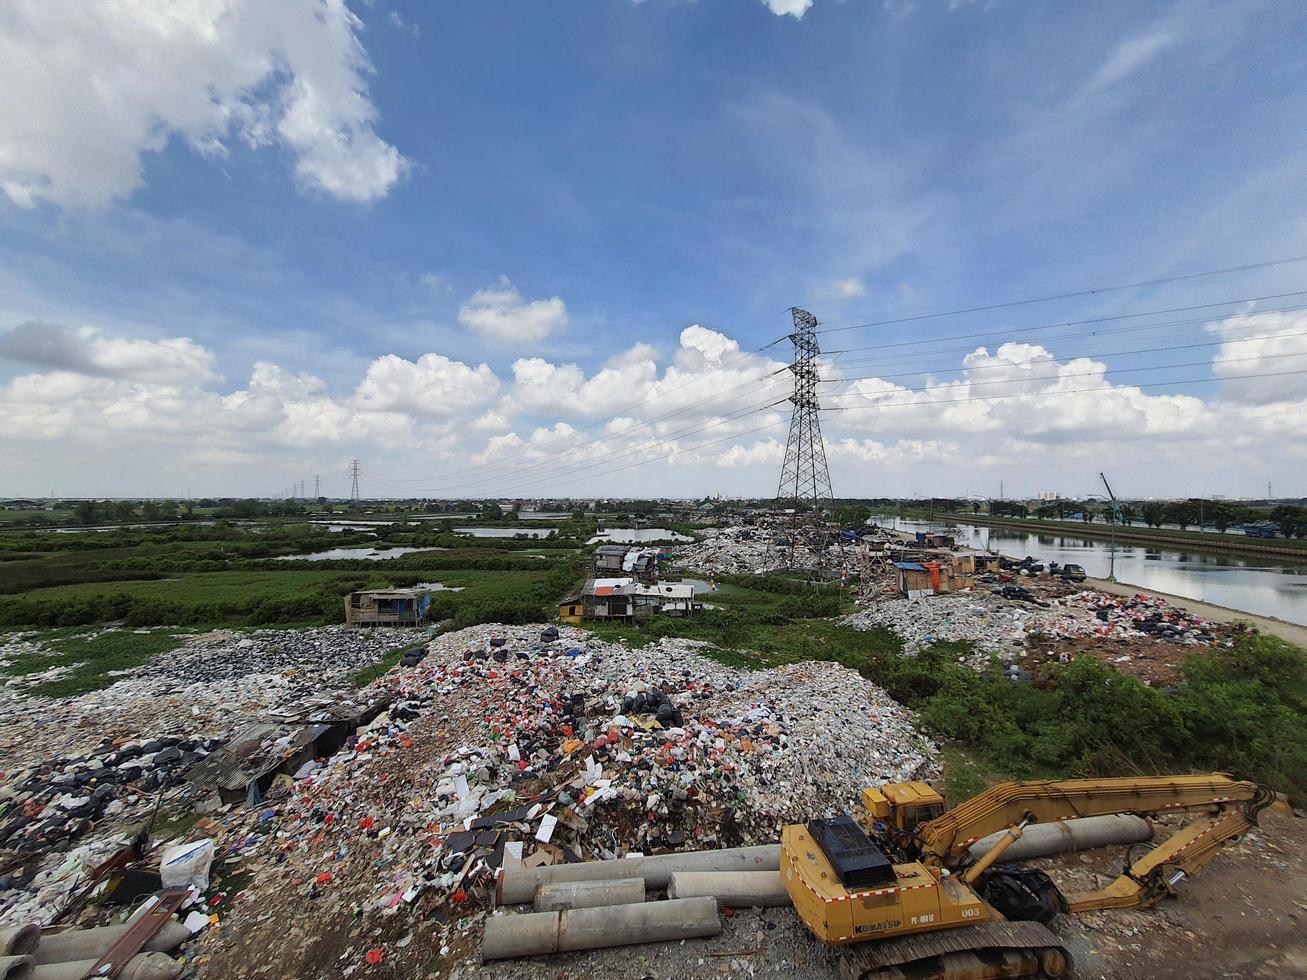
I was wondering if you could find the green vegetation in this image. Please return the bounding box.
[585,597,1307,806]
[0,628,187,697]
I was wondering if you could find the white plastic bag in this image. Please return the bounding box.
[160,839,215,891]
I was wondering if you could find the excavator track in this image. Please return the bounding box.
[839,920,1072,980]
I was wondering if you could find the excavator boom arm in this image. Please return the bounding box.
[914,774,1262,867]
[1062,808,1256,912]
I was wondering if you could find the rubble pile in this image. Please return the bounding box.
[674,527,819,575]
[191,623,935,976]
[133,626,416,687]
[0,626,421,927]
[844,587,1218,670]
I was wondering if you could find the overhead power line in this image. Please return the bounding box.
[815,255,1307,334]
[822,350,1307,403]
[822,368,1307,412]
[821,329,1307,385]
[822,290,1307,350]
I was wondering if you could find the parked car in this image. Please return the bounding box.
[1059,563,1087,582]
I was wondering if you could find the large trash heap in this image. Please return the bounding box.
[188,624,934,974]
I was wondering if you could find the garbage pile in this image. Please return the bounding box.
[674,527,820,575]
[1063,591,1215,644]
[191,623,935,977]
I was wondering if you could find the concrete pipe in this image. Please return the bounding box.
[31,952,182,980]
[534,878,645,912]
[483,896,720,961]
[967,815,1153,864]
[667,871,791,908]
[32,921,190,965]
[0,956,33,980]
[0,927,38,956]
[496,844,779,905]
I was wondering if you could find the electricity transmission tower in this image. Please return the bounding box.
[775,308,840,576]
[314,474,320,500]
[349,459,361,504]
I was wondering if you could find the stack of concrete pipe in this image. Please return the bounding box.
[0,919,188,980]
[0,924,39,980]
[485,844,781,961]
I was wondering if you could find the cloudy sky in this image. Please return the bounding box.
[2,0,1306,500]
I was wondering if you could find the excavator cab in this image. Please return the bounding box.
[862,781,946,834]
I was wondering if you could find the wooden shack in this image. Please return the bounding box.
[344,588,431,627]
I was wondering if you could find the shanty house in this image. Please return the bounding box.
[593,545,659,581]
[594,545,629,574]
[894,555,975,597]
[632,580,698,617]
[344,588,431,627]
[567,577,699,622]
[558,596,585,624]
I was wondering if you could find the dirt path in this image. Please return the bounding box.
[1085,576,1307,650]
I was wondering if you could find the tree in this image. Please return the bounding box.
[1117,503,1136,526]
[1163,500,1199,531]
[1141,503,1165,528]
[1273,505,1305,539]
[74,500,100,525]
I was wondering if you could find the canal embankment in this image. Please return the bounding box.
[945,513,1307,560]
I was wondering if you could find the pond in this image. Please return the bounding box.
[276,546,444,562]
[587,528,693,543]
[455,527,556,539]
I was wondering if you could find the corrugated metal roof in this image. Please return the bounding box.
[894,562,927,571]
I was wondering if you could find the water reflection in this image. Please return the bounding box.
[871,515,1307,626]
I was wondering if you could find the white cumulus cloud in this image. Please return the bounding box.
[0,0,407,208]
[0,321,216,384]
[353,353,500,418]
[458,277,568,343]
[760,0,814,17]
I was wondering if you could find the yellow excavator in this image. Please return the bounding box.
[780,773,1273,979]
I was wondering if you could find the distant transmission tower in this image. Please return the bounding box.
[314,474,320,500]
[775,307,839,575]
[349,459,361,504]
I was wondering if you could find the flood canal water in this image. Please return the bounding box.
[873,515,1307,627]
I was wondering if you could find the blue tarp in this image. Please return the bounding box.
[894,562,927,571]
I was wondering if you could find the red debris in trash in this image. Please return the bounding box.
[359,817,374,830]
[451,888,468,903]
[315,872,332,885]
[365,947,383,965]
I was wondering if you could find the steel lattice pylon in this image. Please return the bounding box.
[775,307,839,575]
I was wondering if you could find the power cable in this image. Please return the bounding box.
[822,350,1307,403]
[822,368,1307,412]
[368,379,791,494]
[820,329,1307,385]
[370,395,789,497]
[814,256,1307,334]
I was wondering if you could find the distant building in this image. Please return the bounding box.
[1036,491,1059,502]
[344,588,432,627]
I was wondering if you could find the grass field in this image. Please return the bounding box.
[0,627,188,697]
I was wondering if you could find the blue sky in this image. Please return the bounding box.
[2,0,1306,499]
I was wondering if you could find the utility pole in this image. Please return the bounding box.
[774,308,839,577]
[349,459,361,505]
[1100,472,1120,583]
